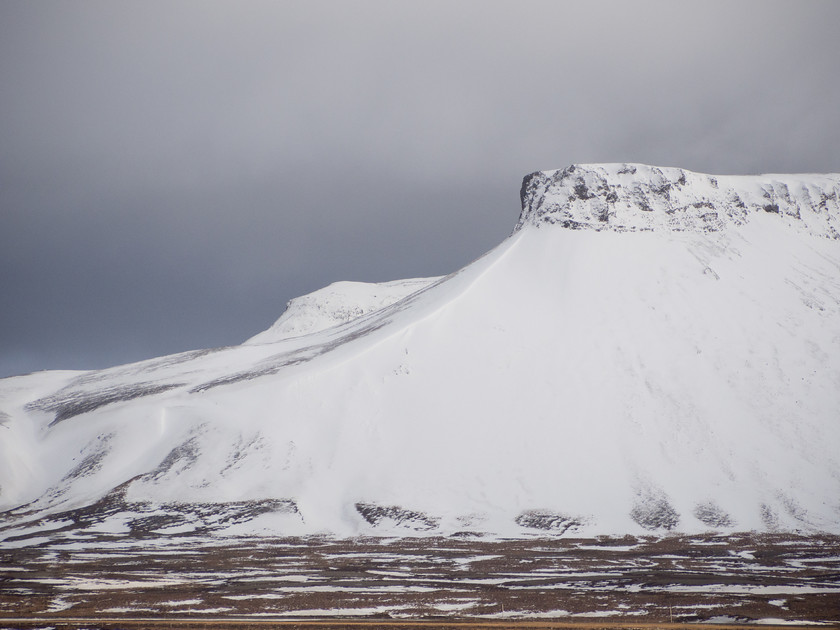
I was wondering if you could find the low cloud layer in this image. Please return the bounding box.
[2,0,839,377]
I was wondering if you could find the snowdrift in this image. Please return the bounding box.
[1,163,839,540]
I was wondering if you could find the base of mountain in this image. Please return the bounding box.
[1,533,837,624]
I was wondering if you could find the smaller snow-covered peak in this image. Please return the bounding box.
[517,163,840,237]
[245,277,441,344]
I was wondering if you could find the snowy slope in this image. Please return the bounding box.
[246,277,440,344]
[1,163,839,540]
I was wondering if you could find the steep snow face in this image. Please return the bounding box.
[246,277,441,344]
[1,164,839,541]
[518,163,840,237]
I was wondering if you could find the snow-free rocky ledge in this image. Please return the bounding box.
[1,163,839,543]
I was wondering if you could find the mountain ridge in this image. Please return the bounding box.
[1,164,839,542]
[517,163,840,236]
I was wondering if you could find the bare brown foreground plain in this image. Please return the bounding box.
[1,533,839,628]
[0,618,836,630]
[7,620,836,630]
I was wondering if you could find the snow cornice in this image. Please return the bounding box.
[516,163,840,237]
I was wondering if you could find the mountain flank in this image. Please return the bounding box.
[1,163,838,541]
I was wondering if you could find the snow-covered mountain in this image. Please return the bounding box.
[2,163,839,541]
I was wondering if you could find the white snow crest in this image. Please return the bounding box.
[246,277,441,344]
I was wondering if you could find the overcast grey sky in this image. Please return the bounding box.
[2,0,839,378]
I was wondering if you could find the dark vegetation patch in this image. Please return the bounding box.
[779,494,810,524]
[220,434,266,476]
[514,510,583,534]
[0,488,298,542]
[354,502,438,531]
[760,503,780,530]
[124,499,298,537]
[28,383,184,427]
[631,488,680,530]
[142,437,202,482]
[693,501,735,528]
[63,433,115,480]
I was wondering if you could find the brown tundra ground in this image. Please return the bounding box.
[1,532,839,628]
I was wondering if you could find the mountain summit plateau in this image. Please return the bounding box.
[1,163,839,541]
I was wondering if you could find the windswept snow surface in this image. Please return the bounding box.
[246,277,441,344]
[1,163,839,539]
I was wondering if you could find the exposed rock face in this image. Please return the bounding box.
[517,163,840,237]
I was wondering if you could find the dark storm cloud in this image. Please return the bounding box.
[2,0,839,377]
